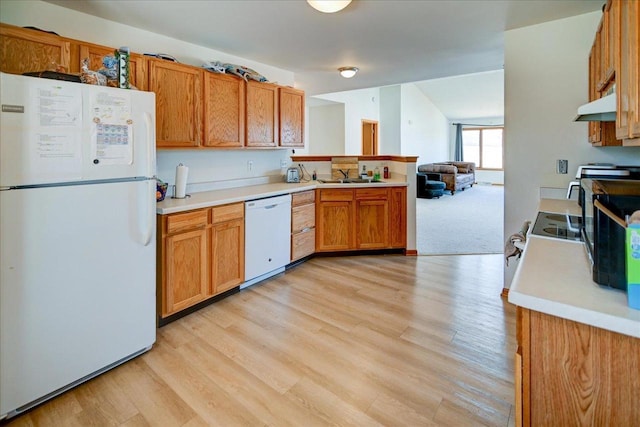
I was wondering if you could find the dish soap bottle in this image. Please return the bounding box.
[374,166,381,181]
[361,165,368,179]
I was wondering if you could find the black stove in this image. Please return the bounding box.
[531,211,582,241]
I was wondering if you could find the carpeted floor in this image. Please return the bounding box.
[416,184,504,255]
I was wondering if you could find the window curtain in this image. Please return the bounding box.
[454,124,463,161]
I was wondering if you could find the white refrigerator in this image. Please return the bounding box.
[0,73,157,419]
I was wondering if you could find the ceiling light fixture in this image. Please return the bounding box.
[338,66,359,78]
[307,0,352,13]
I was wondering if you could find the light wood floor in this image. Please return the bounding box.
[6,254,517,427]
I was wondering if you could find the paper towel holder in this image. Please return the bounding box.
[171,185,191,199]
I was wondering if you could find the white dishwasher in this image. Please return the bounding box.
[243,194,292,288]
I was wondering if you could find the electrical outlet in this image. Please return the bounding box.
[280,159,288,168]
[247,160,253,172]
[556,159,568,174]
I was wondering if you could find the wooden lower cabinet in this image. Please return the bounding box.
[316,189,355,251]
[159,209,209,317]
[515,307,640,426]
[210,203,244,294]
[389,187,407,248]
[355,188,389,249]
[316,187,406,252]
[158,202,244,320]
[291,190,316,261]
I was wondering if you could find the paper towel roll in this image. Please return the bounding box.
[175,163,188,198]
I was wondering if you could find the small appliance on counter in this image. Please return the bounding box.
[285,167,300,183]
[582,179,640,291]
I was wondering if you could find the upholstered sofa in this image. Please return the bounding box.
[417,162,476,195]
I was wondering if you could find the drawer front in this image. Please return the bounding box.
[292,190,315,207]
[211,202,244,224]
[318,189,354,202]
[166,209,208,234]
[291,228,315,261]
[355,187,388,200]
[292,204,315,233]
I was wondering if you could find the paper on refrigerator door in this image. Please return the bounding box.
[26,81,83,182]
[90,90,133,165]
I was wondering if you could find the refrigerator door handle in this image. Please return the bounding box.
[144,112,156,178]
[140,180,154,247]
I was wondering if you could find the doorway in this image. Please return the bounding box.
[361,120,378,155]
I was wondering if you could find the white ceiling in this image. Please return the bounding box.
[414,69,505,121]
[44,0,602,97]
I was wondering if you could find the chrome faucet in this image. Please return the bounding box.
[338,169,350,179]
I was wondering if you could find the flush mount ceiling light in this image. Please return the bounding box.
[307,0,352,13]
[338,66,359,78]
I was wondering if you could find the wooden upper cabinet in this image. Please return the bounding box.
[615,0,640,144]
[588,12,619,147]
[246,81,278,147]
[77,42,147,90]
[149,59,203,148]
[203,72,245,148]
[602,0,616,88]
[0,24,71,74]
[279,86,305,148]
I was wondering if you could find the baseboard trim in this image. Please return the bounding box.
[405,249,418,256]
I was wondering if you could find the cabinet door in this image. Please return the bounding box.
[279,87,305,147]
[316,201,353,251]
[211,218,244,294]
[528,309,640,425]
[78,43,147,90]
[625,0,640,142]
[602,0,616,86]
[246,81,278,147]
[615,0,640,143]
[389,187,407,248]
[204,72,245,147]
[164,227,209,316]
[149,59,203,148]
[356,199,389,249]
[0,24,70,74]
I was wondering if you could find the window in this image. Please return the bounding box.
[462,127,503,170]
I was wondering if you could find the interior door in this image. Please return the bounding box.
[361,120,378,155]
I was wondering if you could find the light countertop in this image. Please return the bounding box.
[508,199,640,339]
[157,179,408,215]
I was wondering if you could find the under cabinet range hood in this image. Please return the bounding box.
[574,93,616,122]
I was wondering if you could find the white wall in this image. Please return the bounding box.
[1,0,297,188]
[400,83,449,163]
[380,86,402,154]
[504,11,640,287]
[308,104,345,155]
[311,83,448,161]
[314,88,380,155]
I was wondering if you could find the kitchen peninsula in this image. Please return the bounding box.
[508,199,640,426]
[156,155,417,325]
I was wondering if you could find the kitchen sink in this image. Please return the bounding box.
[317,178,385,184]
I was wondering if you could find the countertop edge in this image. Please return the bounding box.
[156,180,408,214]
[509,288,640,338]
